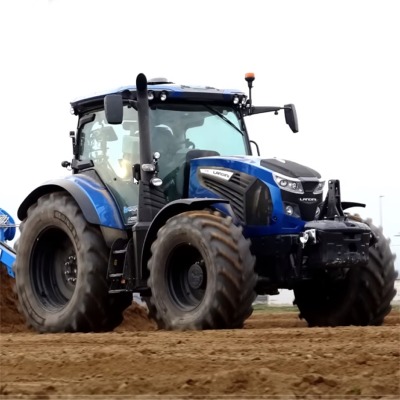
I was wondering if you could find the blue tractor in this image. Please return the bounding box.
[9,73,397,332]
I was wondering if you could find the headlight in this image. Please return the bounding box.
[273,173,304,194]
[284,202,301,218]
[313,181,325,194]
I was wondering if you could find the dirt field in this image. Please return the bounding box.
[1,268,399,399]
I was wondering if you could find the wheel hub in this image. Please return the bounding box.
[63,255,77,285]
[188,262,204,290]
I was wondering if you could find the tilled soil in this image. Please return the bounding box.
[1,268,399,399]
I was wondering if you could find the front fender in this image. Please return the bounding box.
[141,198,231,277]
[17,175,124,229]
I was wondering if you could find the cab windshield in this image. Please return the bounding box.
[149,103,249,157]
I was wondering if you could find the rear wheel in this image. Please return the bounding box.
[14,192,131,333]
[147,210,257,330]
[294,217,397,326]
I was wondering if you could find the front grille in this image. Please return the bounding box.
[302,181,319,193]
[281,179,323,221]
[202,172,255,222]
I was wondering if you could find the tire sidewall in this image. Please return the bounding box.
[150,223,220,329]
[295,215,397,326]
[16,197,104,331]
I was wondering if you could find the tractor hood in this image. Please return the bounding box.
[188,155,324,235]
[189,155,322,184]
[260,158,321,179]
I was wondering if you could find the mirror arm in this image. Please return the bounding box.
[249,106,283,115]
[250,140,260,156]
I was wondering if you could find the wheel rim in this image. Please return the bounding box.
[30,228,77,311]
[166,243,207,311]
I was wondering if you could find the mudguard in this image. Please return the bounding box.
[141,198,231,273]
[17,175,124,229]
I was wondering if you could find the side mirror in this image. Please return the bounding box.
[284,104,299,133]
[104,94,123,124]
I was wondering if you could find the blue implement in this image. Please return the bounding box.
[0,208,17,277]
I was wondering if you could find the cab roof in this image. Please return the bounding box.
[70,81,247,115]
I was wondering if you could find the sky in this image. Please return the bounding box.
[0,0,399,270]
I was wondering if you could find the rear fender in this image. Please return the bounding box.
[141,198,231,278]
[17,175,124,230]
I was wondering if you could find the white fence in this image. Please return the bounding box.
[255,279,400,306]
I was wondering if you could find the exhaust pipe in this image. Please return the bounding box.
[136,73,153,185]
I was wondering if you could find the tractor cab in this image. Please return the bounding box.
[69,74,297,225]
[71,81,250,224]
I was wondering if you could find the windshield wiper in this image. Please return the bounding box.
[204,105,244,136]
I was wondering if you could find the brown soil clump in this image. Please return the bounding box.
[0,266,27,333]
[116,301,157,331]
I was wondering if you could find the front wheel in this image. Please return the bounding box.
[147,210,257,330]
[294,216,398,327]
[14,192,131,333]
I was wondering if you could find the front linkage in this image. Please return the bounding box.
[297,179,372,277]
